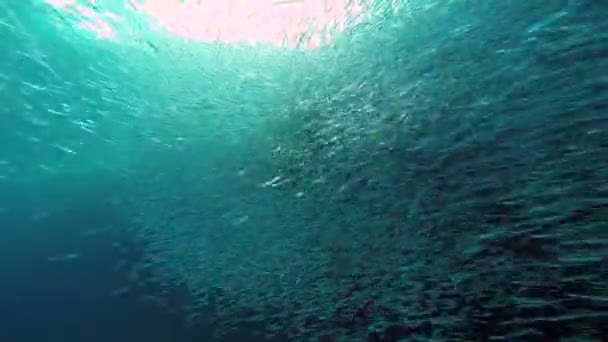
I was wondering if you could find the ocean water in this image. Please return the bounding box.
[1,0,607,341]
[0,180,267,341]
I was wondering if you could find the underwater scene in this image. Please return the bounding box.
[0,0,607,341]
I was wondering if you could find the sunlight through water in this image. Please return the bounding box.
[45,0,367,49]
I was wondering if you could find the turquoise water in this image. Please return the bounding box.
[1,0,607,341]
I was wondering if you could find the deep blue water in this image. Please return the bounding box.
[1,0,608,341]
[0,192,266,342]
[0,199,180,341]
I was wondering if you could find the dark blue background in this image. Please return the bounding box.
[0,193,266,342]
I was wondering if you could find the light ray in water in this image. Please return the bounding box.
[44,0,367,49]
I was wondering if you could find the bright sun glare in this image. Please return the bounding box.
[45,0,366,49]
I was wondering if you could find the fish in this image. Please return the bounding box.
[47,252,80,262]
